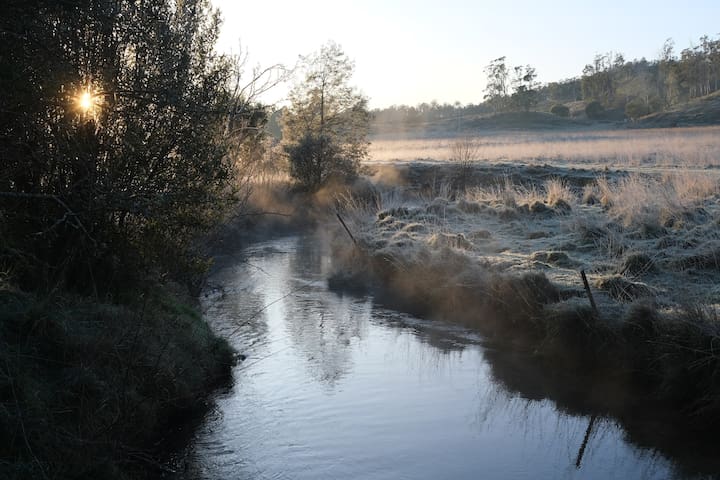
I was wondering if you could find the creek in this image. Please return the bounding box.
[173,233,715,479]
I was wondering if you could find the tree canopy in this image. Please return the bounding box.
[282,42,370,190]
[0,0,258,292]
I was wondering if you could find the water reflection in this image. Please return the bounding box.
[174,234,720,480]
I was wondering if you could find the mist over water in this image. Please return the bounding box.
[176,234,704,480]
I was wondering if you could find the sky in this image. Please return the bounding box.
[211,0,720,109]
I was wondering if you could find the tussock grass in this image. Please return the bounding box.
[587,173,719,232]
[328,166,720,431]
[544,178,575,209]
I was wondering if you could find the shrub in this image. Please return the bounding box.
[585,101,605,119]
[450,137,481,191]
[285,133,358,190]
[625,98,650,119]
[550,104,570,117]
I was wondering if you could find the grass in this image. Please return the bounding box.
[369,125,720,168]
[588,172,719,232]
[329,161,720,431]
[0,284,234,479]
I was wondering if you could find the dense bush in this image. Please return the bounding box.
[585,101,606,119]
[0,0,259,293]
[0,3,244,477]
[285,133,359,190]
[550,104,570,117]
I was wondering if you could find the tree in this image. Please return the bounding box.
[0,0,257,291]
[511,65,539,112]
[484,57,510,112]
[282,42,370,190]
[585,101,605,119]
[581,52,618,105]
[658,38,681,106]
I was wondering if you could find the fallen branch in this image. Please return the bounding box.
[580,270,598,315]
[335,212,357,246]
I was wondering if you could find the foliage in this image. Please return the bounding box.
[0,287,233,479]
[285,133,358,188]
[0,0,259,293]
[483,57,510,112]
[581,52,620,105]
[510,65,539,112]
[372,32,720,128]
[550,104,570,117]
[625,97,651,119]
[585,101,605,119]
[282,42,370,191]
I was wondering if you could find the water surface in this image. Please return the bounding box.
[176,234,709,479]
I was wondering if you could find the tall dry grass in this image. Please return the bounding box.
[369,126,720,168]
[466,177,575,209]
[589,173,719,230]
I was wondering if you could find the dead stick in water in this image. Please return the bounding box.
[575,414,598,469]
[580,269,598,315]
[336,212,357,246]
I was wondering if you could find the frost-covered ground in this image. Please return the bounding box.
[341,161,720,316]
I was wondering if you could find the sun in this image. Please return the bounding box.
[77,90,97,112]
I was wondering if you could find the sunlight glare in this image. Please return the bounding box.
[78,90,96,113]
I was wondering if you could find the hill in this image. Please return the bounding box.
[636,91,720,128]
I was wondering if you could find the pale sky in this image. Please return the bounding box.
[211,0,720,109]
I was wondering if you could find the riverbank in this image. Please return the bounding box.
[0,282,235,479]
[327,161,720,431]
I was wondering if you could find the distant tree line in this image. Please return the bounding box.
[372,33,720,123]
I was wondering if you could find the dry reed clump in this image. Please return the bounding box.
[427,232,472,250]
[466,178,577,216]
[456,198,486,214]
[626,305,720,420]
[590,173,719,233]
[544,178,575,210]
[541,299,619,361]
[595,275,655,302]
[668,244,720,271]
[619,252,657,276]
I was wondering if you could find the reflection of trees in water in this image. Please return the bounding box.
[201,254,275,357]
[370,310,471,356]
[283,288,372,387]
[208,236,719,479]
[281,234,371,387]
[291,232,333,279]
[476,347,720,479]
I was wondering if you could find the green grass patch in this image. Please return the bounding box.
[0,285,234,479]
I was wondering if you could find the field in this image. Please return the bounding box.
[368,125,720,169]
[326,125,720,428]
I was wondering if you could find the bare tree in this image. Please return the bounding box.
[451,137,482,191]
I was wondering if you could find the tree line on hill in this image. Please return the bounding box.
[373,33,720,125]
